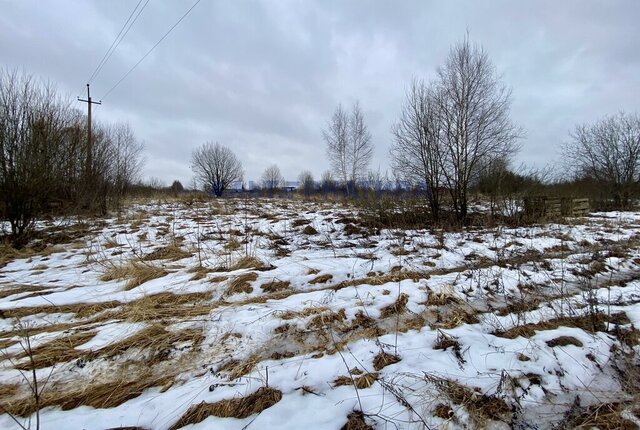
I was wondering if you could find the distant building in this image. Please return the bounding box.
[283,181,299,192]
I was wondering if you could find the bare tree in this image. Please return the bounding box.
[323,104,349,188]
[364,168,388,197]
[391,79,444,221]
[435,37,521,221]
[321,170,335,196]
[191,142,243,197]
[348,101,373,190]
[0,69,73,239]
[0,68,145,241]
[106,122,144,208]
[563,112,640,208]
[323,101,373,195]
[261,164,285,194]
[298,170,315,197]
[170,180,184,194]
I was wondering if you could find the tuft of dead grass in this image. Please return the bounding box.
[94,324,204,364]
[565,401,638,430]
[106,292,214,323]
[0,243,37,268]
[372,351,401,371]
[334,270,428,290]
[425,290,461,306]
[218,355,259,380]
[229,256,272,271]
[0,284,49,300]
[3,368,174,418]
[100,261,168,290]
[424,374,511,425]
[433,306,480,329]
[278,306,329,320]
[546,336,583,348]
[260,279,291,293]
[309,274,333,284]
[301,225,318,235]
[380,293,409,318]
[341,411,374,430]
[13,330,97,370]
[225,272,258,296]
[168,387,282,429]
[334,373,378,389]
[493,314,607,339]
[187,265,213,281]
[142,244,192,261]
[307,309,347,329]
[433,403,454,419]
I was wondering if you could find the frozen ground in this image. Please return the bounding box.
[1,198,639,429]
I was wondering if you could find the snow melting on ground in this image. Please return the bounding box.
[0,199,639,429]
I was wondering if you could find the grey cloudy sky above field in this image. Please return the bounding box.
[1,0,639,185]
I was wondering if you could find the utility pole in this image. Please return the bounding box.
[77,84,102,180]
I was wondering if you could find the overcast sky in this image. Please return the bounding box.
[1,0,639,185]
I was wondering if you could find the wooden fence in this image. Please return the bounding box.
[523,197,590,218]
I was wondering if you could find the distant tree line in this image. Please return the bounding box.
[6,36,637,242]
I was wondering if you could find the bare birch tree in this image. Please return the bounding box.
[323,104,349,188]
[391,79,444,221]
[323,101,372,195]
[261,164,285,194]
[435,37,520,221]
[191,142,243,197]
[298,170,315,197]
[564,112,640,208]
[348,101,373,190]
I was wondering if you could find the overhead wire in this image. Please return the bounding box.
[100,0,202,101]
[87,0,151,85]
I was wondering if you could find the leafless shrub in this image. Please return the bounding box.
[190,141,243,197]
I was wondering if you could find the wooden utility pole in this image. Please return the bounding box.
[77,84,102,179]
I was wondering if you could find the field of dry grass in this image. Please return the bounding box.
[1,197,639,429]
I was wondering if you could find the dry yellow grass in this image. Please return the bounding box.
[168,387,282,429]
[100,261,168,290]
[493,314,607,339]
[0,284,48,300]
[307,309,347,329]
[342,411,374,430]
[380,293,409,318]
[103,292,214,323]
[3,368,174,418]
[229,256,270,271]
[94,324,204,363]
[225,272,258,296]
[278,306,330,320]
[309,274,333,284]
[334,373,378,389]
[0,300,121,320]
[333,270,428,290]
[13,330,97,370]
[566,401,639,429]
[424,290,462,306]
[187,265,213,281]
[218,355,259,380]
[372,351,401,371]
[0,243,37,268]
[142,244,192,261]
[260,279,291,292]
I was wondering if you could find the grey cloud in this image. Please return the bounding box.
[1,0,639,184]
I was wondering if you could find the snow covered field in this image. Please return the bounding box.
[1,198,639,429]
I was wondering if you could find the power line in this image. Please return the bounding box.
[87,0,143,83]
[101,0,202,100]
[87,0,150,85]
